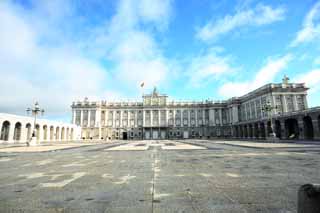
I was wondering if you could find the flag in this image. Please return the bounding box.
[140,82,145,87]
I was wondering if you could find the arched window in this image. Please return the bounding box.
[13,122,22,141]
[26,123,32,140]
[1,121,10,141]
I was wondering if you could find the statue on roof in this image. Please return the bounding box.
[282,75,289,84]
[152,86,158,96]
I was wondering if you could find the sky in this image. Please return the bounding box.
[1,0,320,122]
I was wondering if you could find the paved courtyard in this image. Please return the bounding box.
[0,140,320,213]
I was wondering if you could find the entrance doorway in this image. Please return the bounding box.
[152,130,158,139]
[122,132,128,140]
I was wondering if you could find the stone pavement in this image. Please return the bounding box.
[0,139,319,212]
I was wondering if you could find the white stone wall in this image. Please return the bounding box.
[0,113,81,144]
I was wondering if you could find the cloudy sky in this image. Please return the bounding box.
[1,0,320,121]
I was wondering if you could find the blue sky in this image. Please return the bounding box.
[1,0,320,122]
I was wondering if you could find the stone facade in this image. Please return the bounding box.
[71,78,320,141]
[0,113,81,144]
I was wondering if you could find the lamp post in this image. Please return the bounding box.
[26,102,45,146]
[261,100,278,141]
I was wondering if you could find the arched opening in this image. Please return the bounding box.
[61,127,65,140]
[66,128,69,140]
[43,125,48,141]
[248,124,253,138]
[26,123,32,140]
[1,121,11,141]
[235,126,239,138]
[240,126,243,138]
[35,124,40,141]
[71,128,74,140]
[303,116,314,140]
[56,127,60,140]
[13,122,22,141]
[244,125,248,138]
[274,120,281,138]
[260,123,266,138]
[267,121,272,136]
[285,118,299,139]
[254,123,259,138]
[50,126,54,141]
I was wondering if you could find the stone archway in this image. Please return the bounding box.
[248,124,253,138]
[267,121,272,136]
[26,123,32,141]
[66,128,70,140]
[239,126,243,138]
[50,126,54,141]
[260,123,266,138]
[274,120,281,138]
[13,122,22,141]
[235,126,239,138]
[303,116,314,140]
[56,127,60,140]
[35,124,40,141]
[43,125,48,141]
[244,125,248,138]
[285,118,299,139]
[61,127,65,140]
[254,123,259,138]
[1,121,10,141]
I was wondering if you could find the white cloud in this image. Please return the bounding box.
[196,4,285,42]
[294,69,320,94]
[0,1,111,116]
[0,0,174,117]
[187,49,235,87]
[291,1,320,47]
[90,0,174,91]
[218,54,292,98]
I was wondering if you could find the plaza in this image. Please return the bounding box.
[1,139,320,212]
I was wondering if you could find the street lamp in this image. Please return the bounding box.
[26,102,45,146]
[261,100,278,140]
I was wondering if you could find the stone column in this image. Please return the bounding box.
[280,119,286,140]
[244,104,247,121]
[8,124,15,143]
[165,110,168,126]
[260,98,263,118]
[303,95,308,109]
[112,111,116,128]
[20,125,27,143]
[95,110,100,127]
[298,117,304,140]
[173,109,176,127]
[293,95,298,111]
[254,100,258,119]
[312,117,320,140]
[72,110,76,124]
[188,110,191,127]
[80,110,83,126]
[282,95,288,113]
[39,125,43,143]
[264,121,269,139]
[252,125,256,139]
[219,109,222,126]
[143,110,146,127]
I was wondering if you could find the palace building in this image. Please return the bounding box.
[71,76,320,141]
